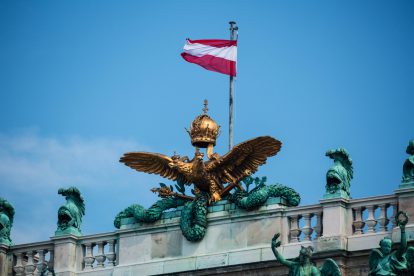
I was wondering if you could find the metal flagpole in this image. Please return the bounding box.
[229,21,238,150]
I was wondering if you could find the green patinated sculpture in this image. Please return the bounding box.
[405,247,414,275]
[271,233,341,276]
[230,176,300,209]
[401,139,414,188]
[115,176,300,242]
[324,148,353,199]
[55,187,85,236]
[368,211,413,276]
[0,197,15,246]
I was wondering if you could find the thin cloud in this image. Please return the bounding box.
[0,129,159,244]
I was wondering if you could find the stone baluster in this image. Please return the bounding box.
[377,204,390,232]
[83,243,95,271]
[313,212,323,238]
[352,207,365,235]
[289,215,301,242]
[95,241,107,268]
[365,205,377,233]
[25,251,36,276]
[48,250,54,276]
[106,240,116,267]
[14,252,25,276]
[390,203,398,228]
[301,213,313,241]
[36,250,47,276]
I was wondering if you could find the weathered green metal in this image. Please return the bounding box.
[368,211,413,275]
[271,233,341,276]
[230,176,300,209]
[115,176,300,242]
[406,246,414,274]
[180,193,208,242]
[0,197,14,246]
[55,187,85,237]
[401,139,414,188]
[324,148,353,199]
[114,197,189,228]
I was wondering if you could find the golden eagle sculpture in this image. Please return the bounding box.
[120,100,281,203]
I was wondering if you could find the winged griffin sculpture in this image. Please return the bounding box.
[115,100,300,241]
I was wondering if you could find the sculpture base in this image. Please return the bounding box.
[399,180,414,189]
[323,190,350,200]
[0,238,12,247]
[55,227,81,237]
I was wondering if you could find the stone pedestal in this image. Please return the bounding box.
[51,235,80,276]
[0,243,11,276]
[318,198,351,251]
[393,187,414,241]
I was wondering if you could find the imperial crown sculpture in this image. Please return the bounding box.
[187,100,221,151]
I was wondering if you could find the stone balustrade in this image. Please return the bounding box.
[10,241,54,276]
[2,187,413,275]
[286,205,323,243]
[79,233,118,271]
[349,194,398,235]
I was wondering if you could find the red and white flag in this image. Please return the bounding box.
[181,39,237,76]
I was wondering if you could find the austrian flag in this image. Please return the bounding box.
[181,39,237,76]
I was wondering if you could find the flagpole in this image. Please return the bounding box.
[229,21,238,150]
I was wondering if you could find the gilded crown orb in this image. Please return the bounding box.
[187,100,220,148]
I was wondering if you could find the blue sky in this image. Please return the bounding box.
[0,1,413,244]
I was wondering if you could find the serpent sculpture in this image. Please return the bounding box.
[115,177,300,241]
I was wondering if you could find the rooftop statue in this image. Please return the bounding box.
[0,197,15,246]
[271,233,341,276]
[368,211,413,276]
[402,139,414,186]
[115,100,300,241]
[55,187,85,236]
[324,148,353,199]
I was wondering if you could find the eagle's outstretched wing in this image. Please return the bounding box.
[120,152,191,184]
[207,136,281,183]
